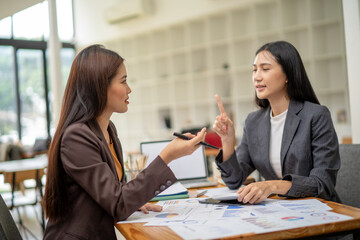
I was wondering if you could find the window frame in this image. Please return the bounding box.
[0,12,75,144]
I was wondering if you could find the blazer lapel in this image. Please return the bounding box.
[88,120,119,180]
[280,100,303,168]
[258,108,273,174]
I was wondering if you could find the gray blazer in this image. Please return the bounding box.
[44,120,176,240]
[216,100,341,202]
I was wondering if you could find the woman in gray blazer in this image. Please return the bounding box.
[43,45,206,239]
[213,41,340,204]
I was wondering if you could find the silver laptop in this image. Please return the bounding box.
[140,140,217,188]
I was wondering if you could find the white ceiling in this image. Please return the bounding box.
[0,0,43,19]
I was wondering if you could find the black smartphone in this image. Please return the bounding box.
[198,198,243,205]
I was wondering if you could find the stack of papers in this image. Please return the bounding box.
[150,182,188,201]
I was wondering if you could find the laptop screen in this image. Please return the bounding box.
[140,140,207,180]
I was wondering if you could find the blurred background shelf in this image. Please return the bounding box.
[102,0,350,155]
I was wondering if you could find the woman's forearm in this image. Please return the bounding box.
[221,138,235,162]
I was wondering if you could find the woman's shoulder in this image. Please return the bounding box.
[300,101,330,116]
[290,101,333,126]
[63,122,90,135]
[246,107,268,121]
[62,122,97,143]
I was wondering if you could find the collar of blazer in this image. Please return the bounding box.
[288,99,304,115]
[280,99,304,167]
[256,99,304,176]
[87,119,125,181]
[87,119,117,143]
[248,99,306,179]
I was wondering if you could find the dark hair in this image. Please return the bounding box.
[43,45,124,221]
[254,41,319,108]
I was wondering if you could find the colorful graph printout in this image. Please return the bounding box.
[155,213,179,218]
[223,210,248,218]
[281,216,304,221]
[163,200,179,205]
[310,213,327,217]
[242,217,285,229]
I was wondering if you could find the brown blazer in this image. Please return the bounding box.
[44,120,176,240]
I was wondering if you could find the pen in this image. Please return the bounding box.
[173,132,220,150]
[195,190,207,198]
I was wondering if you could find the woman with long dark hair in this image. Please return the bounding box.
[43,44,206,239]
[213,41,340,204]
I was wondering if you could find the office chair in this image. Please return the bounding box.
[336,144,360,208]
[336,144,360,240]
[0,194,23,240]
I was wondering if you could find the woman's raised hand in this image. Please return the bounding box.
[213,94,236,161]
[160,128,207,164]
[213,94,235,144]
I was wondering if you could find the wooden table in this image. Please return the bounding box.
[0,157,48,231]
[116,185,360,240]
[0,157,47,177]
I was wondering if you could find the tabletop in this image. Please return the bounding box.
[115,187,360,240]
[0,157,48,173]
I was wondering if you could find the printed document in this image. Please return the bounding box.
[117,198,352,239]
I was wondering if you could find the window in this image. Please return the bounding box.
[0,17,12,39]
[13,2,49,41]
[17,49,48,145]
[60,48,75,90]
[47,47,76,135]
[0,0,75,147]
[0,46,18,143]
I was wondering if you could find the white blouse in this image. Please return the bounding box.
[269,109,288,179]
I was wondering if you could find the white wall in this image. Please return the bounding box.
[72,0,357,146]
[343,0,360,143]
[73,0,251,46]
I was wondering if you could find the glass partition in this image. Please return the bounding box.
[0,46,18,143]
[17,49,47,146]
